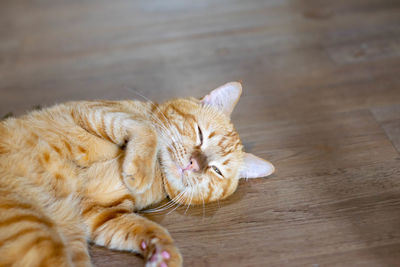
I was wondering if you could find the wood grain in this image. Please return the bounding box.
[1,0,400,266]
[371,104,400,154]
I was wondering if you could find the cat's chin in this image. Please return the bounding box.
[158,158,185,193]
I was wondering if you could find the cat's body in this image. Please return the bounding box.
[0,82,274,267]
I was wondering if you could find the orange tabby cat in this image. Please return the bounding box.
[0,82,274,267]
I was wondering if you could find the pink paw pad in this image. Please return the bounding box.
[141,241,147,250]
[160,262,168,267]
[150,253,158,262]
[162,251,170,259]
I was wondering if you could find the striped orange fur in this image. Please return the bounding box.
[0,82,274,266]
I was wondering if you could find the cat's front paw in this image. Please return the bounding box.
[141,238,182,267]
[122,156,155,194]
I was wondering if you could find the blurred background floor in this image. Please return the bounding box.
[1,0,400,266]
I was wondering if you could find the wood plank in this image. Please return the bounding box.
[1,0,400,266]
[371,104,400,154]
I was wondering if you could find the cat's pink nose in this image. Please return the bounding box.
[185,157,200,172]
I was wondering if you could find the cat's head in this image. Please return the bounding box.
[157,82,274,205]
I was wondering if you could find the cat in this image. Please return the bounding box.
[0,82,274,267]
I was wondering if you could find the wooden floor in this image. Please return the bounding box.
[1,0,400,266]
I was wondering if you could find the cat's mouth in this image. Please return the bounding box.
[168,161,194,188]
[160,149,195,190]
[171,163,184,179]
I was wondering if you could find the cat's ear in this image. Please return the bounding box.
[201,81,242,117]
[239,153,275,179]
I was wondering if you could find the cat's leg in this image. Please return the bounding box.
[82,201,182,267]
[70,104,158,193]
[64,232,91,267]
[49,197,92,267]
[0,189,73,267]
[121,123,158,194]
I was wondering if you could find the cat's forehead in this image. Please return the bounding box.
[164,98,232,126]
[206,127,242,160]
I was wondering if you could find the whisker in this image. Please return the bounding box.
[150,190,185,210]
[167,190,189,215]
[152,194,185,213]
[142,190,185,213]
[143,193,184,213]
[183,173,197,215]
[184,188,194,214]
[158,188,187,209]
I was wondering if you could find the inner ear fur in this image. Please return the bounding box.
[239,152,275,179]
[201,82,242,117]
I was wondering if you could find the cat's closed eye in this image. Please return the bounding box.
[211,165,223,177]
[197,125,203,145]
